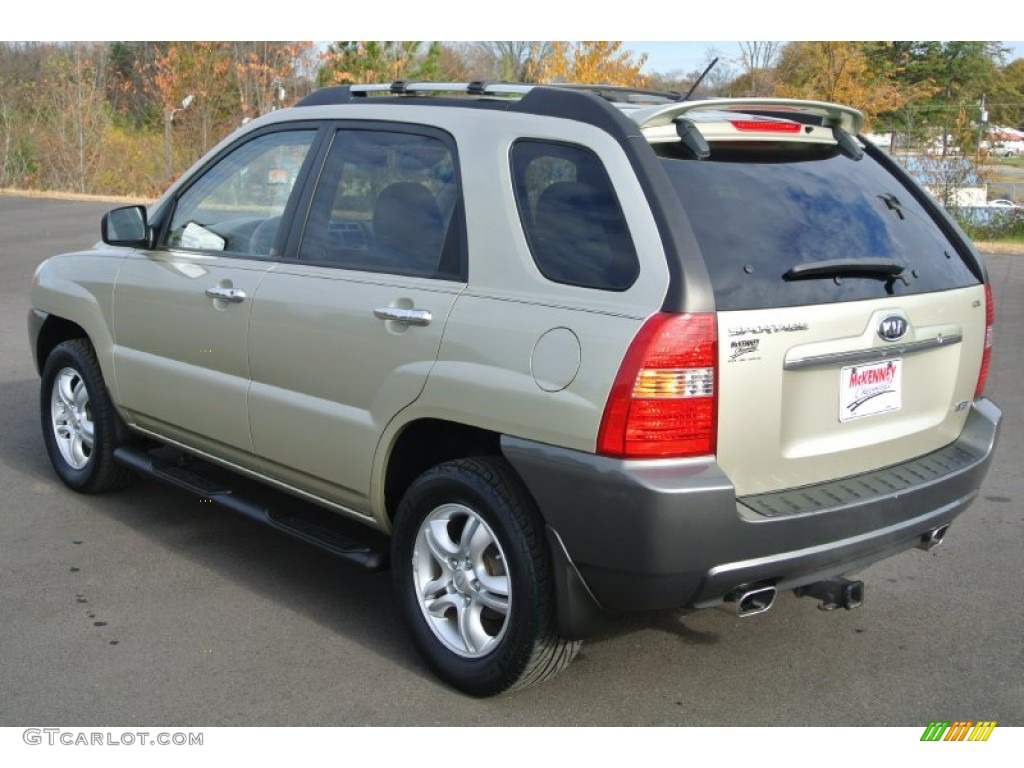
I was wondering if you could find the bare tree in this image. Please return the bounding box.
[0,43,54,188]
[435,43,477,81]
[37,44,112,194]
[473,42,553,81]
[232,42,316,120]
[738,41,782,96]
[905,151,987,214]
[649,48,738,97]
[691,48,739,96]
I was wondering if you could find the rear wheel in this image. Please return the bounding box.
[392,457,579,696]
[40,339,134,493]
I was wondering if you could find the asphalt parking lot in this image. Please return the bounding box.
[1,195,1021,726]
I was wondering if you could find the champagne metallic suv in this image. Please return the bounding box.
[28,82,1002,695]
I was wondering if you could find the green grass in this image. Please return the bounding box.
[964,227,1024,245]
[960,205,1024,244]
[988,155,1024,169]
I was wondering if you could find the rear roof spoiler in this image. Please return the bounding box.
[627,98,864,135]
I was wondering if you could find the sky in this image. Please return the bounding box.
[625,41,1024,76]
[10,2,1020,47]
[7,2,1021,75]
[627,42,744,75]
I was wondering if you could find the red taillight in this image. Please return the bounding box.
[597,313,717,459]
[729,120,801,134]
[975,283,994,398]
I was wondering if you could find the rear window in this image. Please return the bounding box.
[656,142,980,310]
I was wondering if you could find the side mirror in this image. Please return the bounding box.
[101,205,150,248]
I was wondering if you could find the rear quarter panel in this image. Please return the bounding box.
[370,110,672,517]
[386,111,670,451]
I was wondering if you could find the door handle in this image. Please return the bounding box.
[373,307,432,326]
[205,287,247,303]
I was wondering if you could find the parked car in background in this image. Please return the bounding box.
[988,141,1023,157]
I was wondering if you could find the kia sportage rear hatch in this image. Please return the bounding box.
[645,102,990,497]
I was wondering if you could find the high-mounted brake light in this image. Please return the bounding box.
[597,313,717,459]
[729,120,801,134]
[975,283,994,398]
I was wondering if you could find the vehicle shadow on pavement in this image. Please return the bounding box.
[120,484,431,671]
[585,608,724,647]
[0,377,434,686]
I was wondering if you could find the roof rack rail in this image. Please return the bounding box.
[347,82,535,99]
[297,81,683,107]
[535,83,683,104]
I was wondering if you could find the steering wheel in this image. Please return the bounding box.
[249,216,281,256]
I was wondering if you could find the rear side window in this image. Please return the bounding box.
[656,143,980,310]
[511,140,639,291]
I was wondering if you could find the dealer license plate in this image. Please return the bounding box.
[839,359,903,422]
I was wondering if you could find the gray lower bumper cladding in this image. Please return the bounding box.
[503,398,1001,619]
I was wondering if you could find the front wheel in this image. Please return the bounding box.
[40,339,134,493]
[392,457,580,696]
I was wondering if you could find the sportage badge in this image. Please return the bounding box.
[877,315,908,342]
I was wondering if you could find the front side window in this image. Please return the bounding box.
[511,140,639,291]
[298,128,463,279]
[165,129,315,256]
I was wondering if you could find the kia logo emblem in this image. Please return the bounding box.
[877,315,908,342]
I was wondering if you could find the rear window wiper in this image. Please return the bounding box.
[783,258,907,281]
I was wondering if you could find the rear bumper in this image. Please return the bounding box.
[502,398,1001,614]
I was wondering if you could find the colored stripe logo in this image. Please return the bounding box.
[920,721,997,741]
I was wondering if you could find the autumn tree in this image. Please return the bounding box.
[535,41,648,86]
[868,42,1006,155]
[317,42,441,86]
[773,42,910,128]
[467,42,553,82]
[137,41,316,183]
[987,57,1024,129]
[107,41,163,127]
[2,39,1022,200]
[144,41,236,177]
[232,42,316,119]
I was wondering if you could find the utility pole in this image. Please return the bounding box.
[163,94,195,181]
[271,80,286,111]
[978,93,988,152]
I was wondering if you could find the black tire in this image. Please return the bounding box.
[40,338,134,493]
[391,457,580,696]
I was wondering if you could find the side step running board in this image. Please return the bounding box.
[113,446,388,572]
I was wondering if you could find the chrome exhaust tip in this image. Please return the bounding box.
[727,586,777,618]
[918,524,950,551]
